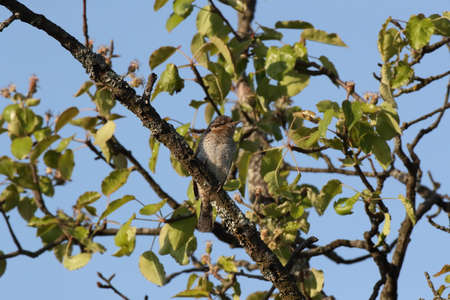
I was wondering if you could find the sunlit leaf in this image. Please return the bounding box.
[101,168,131,196]
[113,214,136,257]
[63,253,92,271]
[11,136,32,160]
[30,135,59,162]
[406,15,435,50]
[58,149,75,180]
[314,179,342,215]
[301,28,347,46]
[151,64,185,101]
[76,191,101,208]
[99,195,135,220]
[94,121,115,146]
[399,194,416,225]
[140,199,167,215]
[74,81,93,97]
[139,251,166,286]
[55,107,79,133]
[333,193,360,215]
[154,0,169,11]
[376,212,391,246]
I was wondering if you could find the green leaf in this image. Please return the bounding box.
[0,251,6,278]
[149,46,177,70]
[210,36,235,73]
[139,199,167,215]
[304,268,325,298]
[159,208,196,256]
[70,116,98,130]
[371,135,392,169]
[151,64,185,101]
[99,195,135,220]
[55,107,79,133]
[314,179,342,215]
[113,214,136,257]
[279,71,310,97]
[261,148,283,177]
[196,5,229,38]
[33,127,51,142]
[18,196,37,221]
[318,109,333,137]
[43,150,61,168]
[76,191,101,208]
[58,149,75,180]
[301,28,347,46]
[379,82,395,104]
[316,100,339,113]
[275,20,313,29]
[55,135,73,153]
[259,25,283,40]
[2,104,20,122]
[378,21,404,62]
[11,136,32,160]
[63,253,92,271]
[101,168,131,196]
[74,81,93,97]
[319,56,339,83]
[406,15,435,50]
[333,193,360,215]
[94,121,115,146]
[30,135,59,162]
[265,45,296,81]
[0,185,20,212]
[376,212,391,246]
[95,88,116,117]
[173,0,193,17]
[376,110,401,140]
[25,98,40,107]
[139,251,166,286]
[342,100,362,130]
[149,137,161,173]
[223,179,240,191]
[174,289,210,298]
[430,13,450,36]
[154,0,169,11]
[39,176,54,197]
[399,194,416,225]
[217,256,237,273]
[391,61,414,89]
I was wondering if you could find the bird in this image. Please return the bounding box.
[194,115,240,232]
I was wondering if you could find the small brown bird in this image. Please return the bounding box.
[195,115,240,232]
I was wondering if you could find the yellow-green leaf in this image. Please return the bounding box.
[154,0,169,11]
[11,136,32,160]
[30,135,59,162]
[58,149,75,180]
[275,20,313,29]
[63,253,92,271]
[55,107,79,133]
[113,214,136,257]
[99,195,135,220]
[406,15,435,50]
[376,212,391,246]
[399,194,416,225]
[76,191,101,208]
[101,168,131,196]
[139,199,167,215]
[301,28,347,47]
[139,251,166,286]
[94,121,115,146]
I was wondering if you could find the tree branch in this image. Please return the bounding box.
[394,70,450,97]
[97,272,129,300]
[0,1,301,297]
[0,12,18,31]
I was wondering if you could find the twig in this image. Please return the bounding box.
[97,272,129,300]
[109,136,180,209]
[0,12,19,31]
[394,70,450,97]
[262,286,276,300]
[409,81,450,152]
[427,209,450,233]
[402,102,450,130]
[289,145,329,154]
[208,0,240,40]
[141,73,157,104]
[84,139,115,167]
[409,37,450,66]
[190,64,221,115]
[0,236,65,260]
[423,272,445,300]
[1,209,23,250]
[30,163,53,216]
[301,239,368,258]
[94,227,161,236]
[82,0,89,47]
[368,276,386,300]
[165,267,208,284]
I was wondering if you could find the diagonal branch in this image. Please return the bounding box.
[0,12,18,31]
[0,1,301,297]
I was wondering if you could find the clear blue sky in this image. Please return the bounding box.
[0,1,449,299]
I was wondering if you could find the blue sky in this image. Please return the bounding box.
[0,1,449,299]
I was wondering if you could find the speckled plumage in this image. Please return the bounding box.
[195,115,239,232]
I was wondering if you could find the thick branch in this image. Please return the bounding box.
[0,1,301,297]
